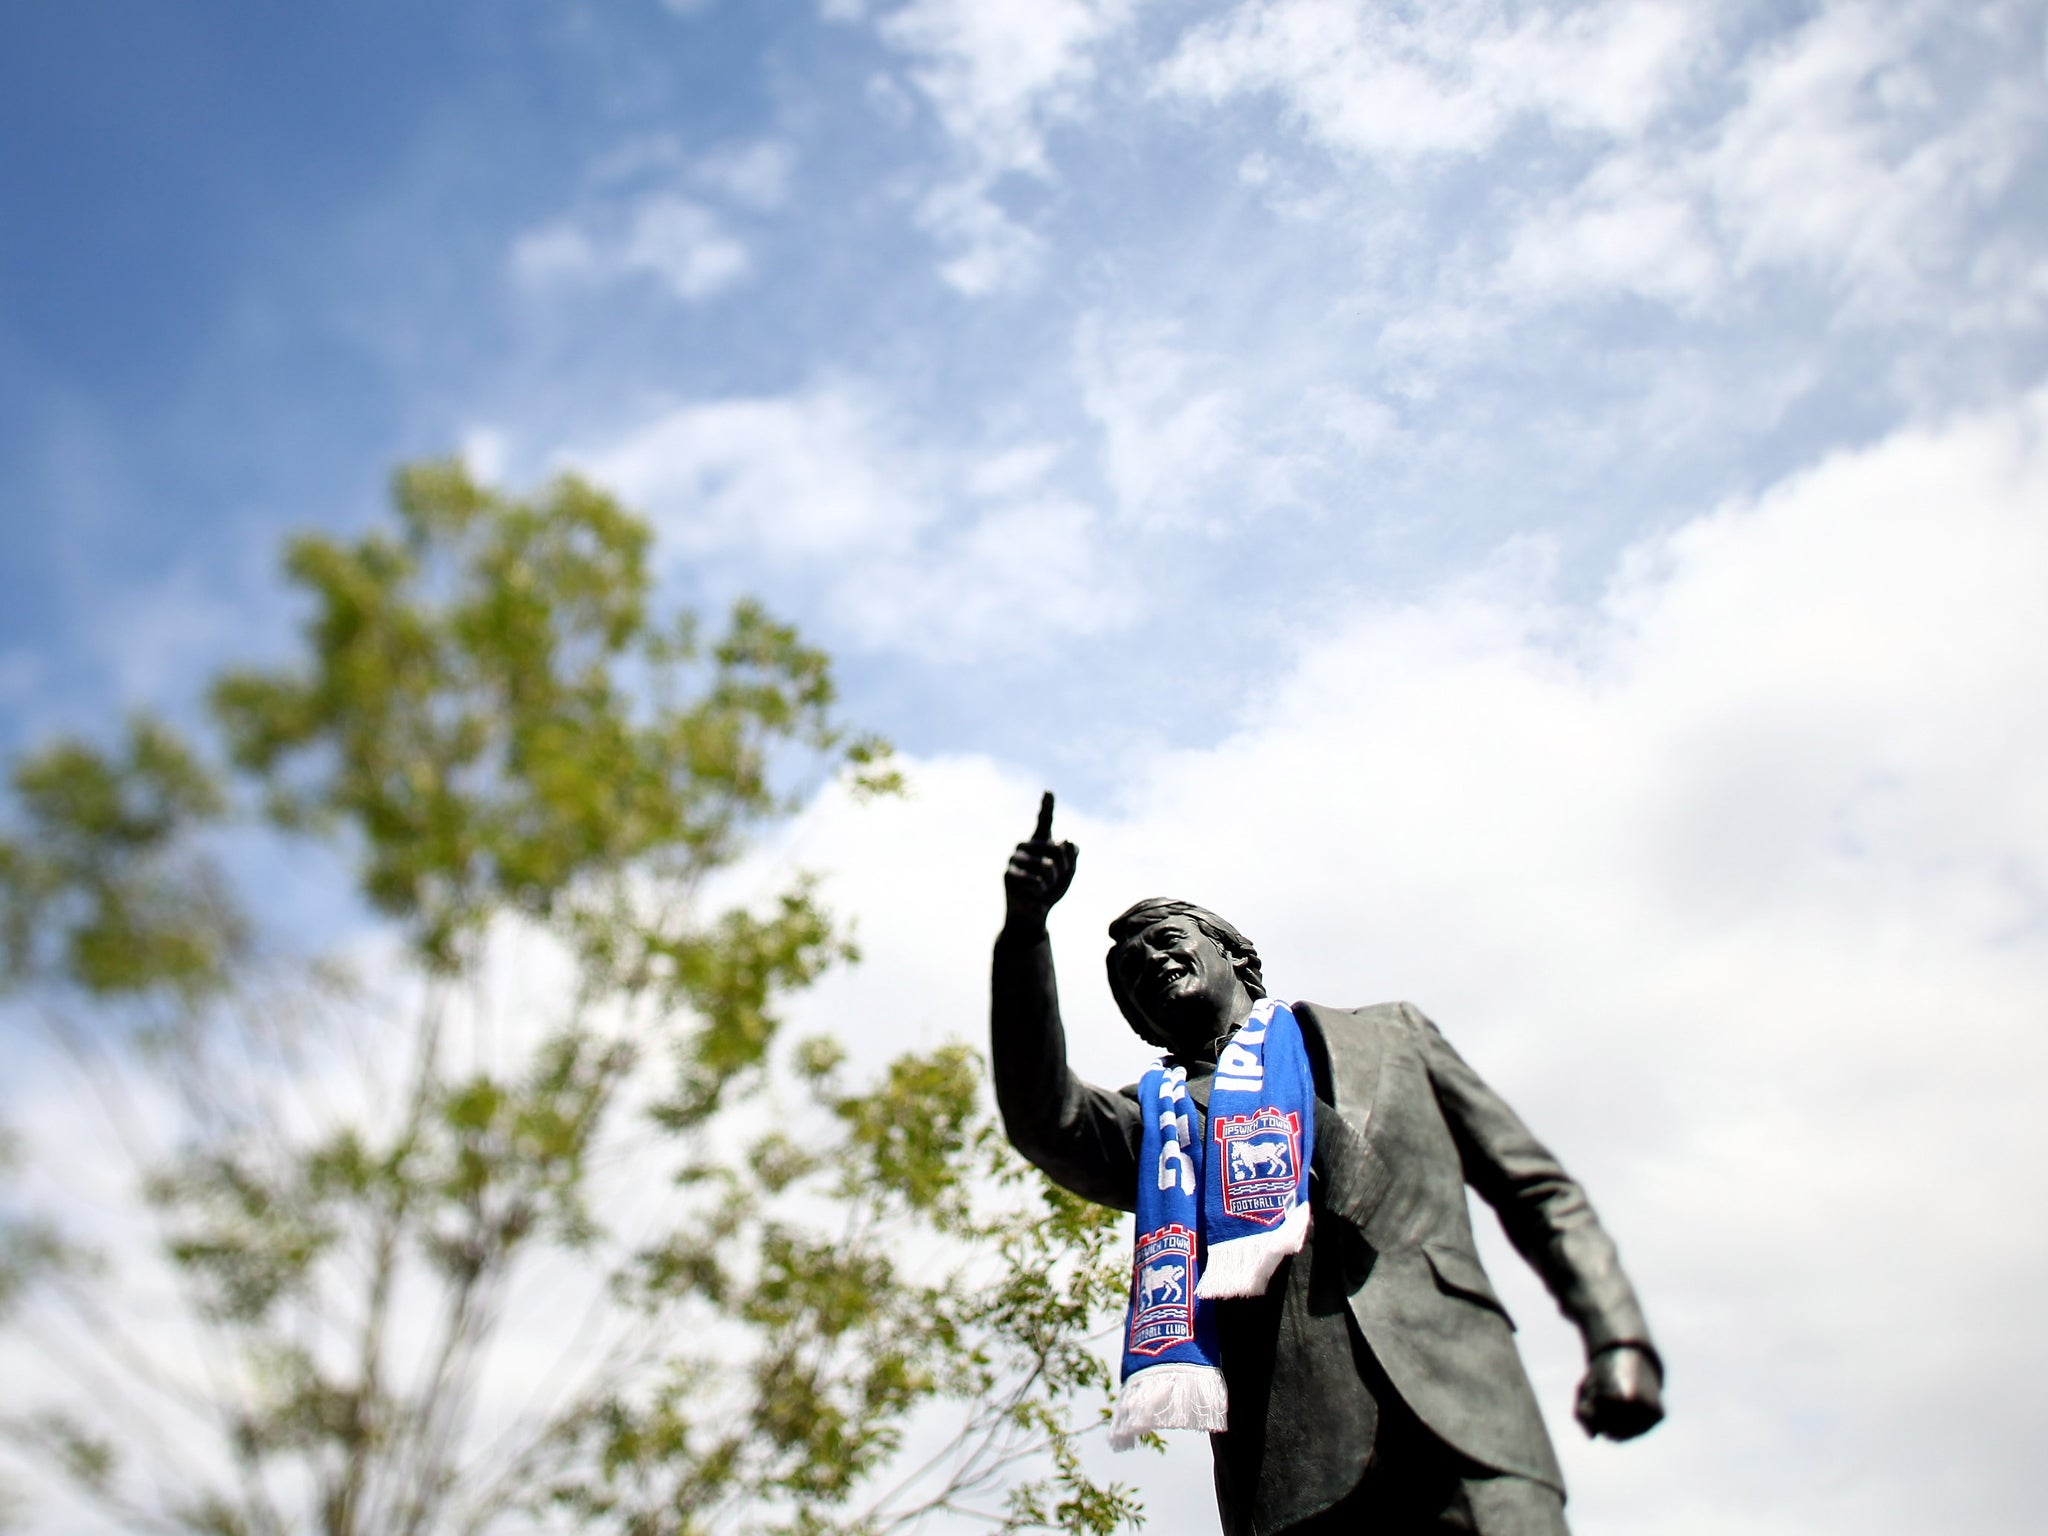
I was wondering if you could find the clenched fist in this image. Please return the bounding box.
[1575,1344,1664,1441]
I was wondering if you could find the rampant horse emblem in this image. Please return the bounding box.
[1212,1107,1302,1227]
[1227,1138,1291,1181]
[1128,1224,1198,1356]
[1138,1261,1185,1308]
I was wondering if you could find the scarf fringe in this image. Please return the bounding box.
[1194,1199,1311,1299]
[1108,1361,1229,1452]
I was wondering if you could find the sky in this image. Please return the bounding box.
[3,1,2048,1532]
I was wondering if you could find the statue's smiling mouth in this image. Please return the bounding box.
[1147,958,1193,992]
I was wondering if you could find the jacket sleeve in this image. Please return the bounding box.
[1407,1002,1658,1362]
[990,924,1143,1212]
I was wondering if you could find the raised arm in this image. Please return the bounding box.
[1407,1002,1665,1441]
[990,795,1142,1211]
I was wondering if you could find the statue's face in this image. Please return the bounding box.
[1111,914,1241,1057]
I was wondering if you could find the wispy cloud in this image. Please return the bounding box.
[509,135,802,306]
[1076,318,1250,527]
[582,384,935,559]
[878,0,1136,174]
[863,0,1142,292]
[1154,0,2044,340]
[1155,0,1704,163]
[513,193,752,303]
[908,179,1047,296]
[1696,0,2042,318]
[692,138,797,211]
[572,383,1130,656]
[1494,0,2047,322]
[618,195,753,300]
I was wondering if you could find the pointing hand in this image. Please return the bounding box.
[1004,791,1078,931]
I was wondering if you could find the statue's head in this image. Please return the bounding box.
[1105,898,1265,1056]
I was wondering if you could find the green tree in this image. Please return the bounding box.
[0,464,1139,1536]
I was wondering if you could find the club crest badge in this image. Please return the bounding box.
[1128,1224,1198,1356]
[1212,1107,1302,1227]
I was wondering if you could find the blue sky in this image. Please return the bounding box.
[5,3,2048,1533]
[10,0,2041,783]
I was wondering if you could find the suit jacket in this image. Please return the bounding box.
[989,930,1655,1518]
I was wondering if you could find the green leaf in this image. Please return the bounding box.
[0,717,241,1001]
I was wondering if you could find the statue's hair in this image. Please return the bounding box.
[1104,898,1265,1050]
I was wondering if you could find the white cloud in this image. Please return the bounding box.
[622,194,752,299]
[768,382,2048,1533]
[878,0,1136,176]
[835,493,1126,653]
[574,386,1129,655]
[1154,0,2042,332]
[1076,318,1250,527]
[511,135,795,304]
[582,384,934,561]
[509,221,602,286]
[869,0,1140,292]
[1069,316,1422,534]
[1495,147,1723,309]
[965,441,1063,499]
[1697,0,2040,316]
[1155,0,1704,164]
[511,195,751,304]
[912,179,1046,296]
[458,424,511,483]
[1493,0,2045,321]
[692,138,796,211]
[1300,383,1404,453]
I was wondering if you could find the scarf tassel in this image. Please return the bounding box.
[1194,1199,1311,1300]
[1108,1361,1230,1451]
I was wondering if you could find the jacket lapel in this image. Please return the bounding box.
[1295,1001,1386,1123]
[1294,1002,1395,1235]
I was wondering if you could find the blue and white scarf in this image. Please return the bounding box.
[1108,997,1316,1451]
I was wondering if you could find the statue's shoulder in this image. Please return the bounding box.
[1289,1000,1424,1069]
[1290,1002,1420,1114]
[1292,999,1416,1036]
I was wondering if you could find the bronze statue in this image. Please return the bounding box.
[990,795,1662,1535]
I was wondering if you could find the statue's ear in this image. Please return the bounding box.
[1227,947,1264,999]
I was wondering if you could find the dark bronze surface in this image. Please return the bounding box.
[994,796,1662,1535]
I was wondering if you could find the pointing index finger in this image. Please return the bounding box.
[1031,791,1055,843]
